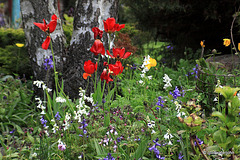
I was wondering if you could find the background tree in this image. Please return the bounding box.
[120,0,240,59]
[20,0,119,99]
[20,0,66,97]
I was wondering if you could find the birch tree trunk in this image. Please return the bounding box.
[20,0,119,99]
[63,0,119,98]
[20,0,66,97]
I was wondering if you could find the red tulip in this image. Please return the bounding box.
[103,17,125,33]
[34,14,58,50]
[92,27,103,40]
[107,48,132,60]
[100,69,113,83]
[83,60,97,79]
[90,39,105,56]
[109,61,124,76]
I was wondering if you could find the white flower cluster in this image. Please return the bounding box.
[74,89,91,123]
[58,139,66,151]
[63,112,71,131]
[146,116,156,134]
[33,80,52,92]
[141,55,151,73]
[56,97,66,103]
[164,130,174,145]
[163,74,172,90]
[35,97,46,115]
[139,55,153,85]
[215,79,223,88]
[174,101,186,118]
[52,123,59,134]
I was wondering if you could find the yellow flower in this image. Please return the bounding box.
[238,43,240,51]
[200,41,205,47]
[145,58,157,70]
[223,39,231,47]
[16,43,24,48]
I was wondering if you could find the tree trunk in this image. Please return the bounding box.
[63,0,119,99]
[20,0,66,97]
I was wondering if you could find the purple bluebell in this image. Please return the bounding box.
[10,129,15,134]
[149,138,165,159]
[131,64,137,70]
[101,153,115,160]
[178,152,184,160]
[194,136,204,146]
[102,98,106,104]
[169,86,181,99]
[156,96,165,108]
[55,112,61,120]
[191,64,198,78]
[43,56,53,70]
[40,116,47,127]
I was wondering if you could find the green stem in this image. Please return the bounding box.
[50,39,59,95]
[94,54,101,92]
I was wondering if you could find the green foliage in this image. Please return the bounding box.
[0,28,25,48]
[62,14,73,46]
[0,45,32,76]
[0,76,35,135]
[0,28,32,77]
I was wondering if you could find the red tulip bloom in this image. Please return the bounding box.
[100,69,113,83]
[103,17,125,33]
[34,14,58,50]
[109,61,124,76]
[92,27,103,40]
[107,48,132,60]
[83,60,98,79]
[90,39,105,56]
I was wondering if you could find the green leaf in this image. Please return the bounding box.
[15,125,24,135]
[212,111,226,123]
[231,126,240,133]
[93,138,106,155]
[27,132,35,144]
[213,130,226,144]
[133,138,149,159]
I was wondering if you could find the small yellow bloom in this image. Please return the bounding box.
[200,41,205,47]
[238,43,240,51]
[223,39,231,47]
[16,43,24,47]
[145,58,157,70]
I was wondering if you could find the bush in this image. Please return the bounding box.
[0,28,32,77]
[0,28,25,48]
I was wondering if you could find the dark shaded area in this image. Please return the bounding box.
[120,0,240,59]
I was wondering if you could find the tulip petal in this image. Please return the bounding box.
[106,50,114,58]
[34,20,47,31]
[48,20,57,33]
[83,73,91,79]
[122,52,132,59]
[42,36,51,50]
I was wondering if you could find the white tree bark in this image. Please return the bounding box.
[20,0,66,96]
[64,0,119,98]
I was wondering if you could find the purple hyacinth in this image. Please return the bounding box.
[156,96,165,108]
[55,112,61,120]
[178,152,184,160]
[149,138,165,159]
[191,64,198,78]
[43,56,53,70]
[169,86,181,99]
[40,116,47,127]
[10,129,15,134]
[100,153,115,160]
[194,136,204,146]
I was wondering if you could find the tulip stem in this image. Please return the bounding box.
[94,55,100,92]
[50,39,59,95]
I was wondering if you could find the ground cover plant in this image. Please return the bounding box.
[0,13,240,160]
